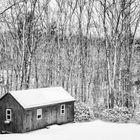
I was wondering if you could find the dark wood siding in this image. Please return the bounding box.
[0,94,25,133]
[57,102,74,124]
[23,101,75,132]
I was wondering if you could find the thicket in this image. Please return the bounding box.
[74,101,95,122]
[99,106,134,123]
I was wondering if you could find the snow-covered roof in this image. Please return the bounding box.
[9,87,75,109]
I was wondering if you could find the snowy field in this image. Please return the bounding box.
[1,120,140,140]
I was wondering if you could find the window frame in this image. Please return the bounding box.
[37,109,42,120]
[60,104,65,115]
[6,109,12,121]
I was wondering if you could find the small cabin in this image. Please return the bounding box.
[0,87,75,133]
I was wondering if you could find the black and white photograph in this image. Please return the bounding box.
[0,0,140,140]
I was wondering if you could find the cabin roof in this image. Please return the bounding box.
[8,87,75,109]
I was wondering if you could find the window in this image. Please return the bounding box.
[6,109,12,121]
[60,104,65,115]
[37,109,42,120]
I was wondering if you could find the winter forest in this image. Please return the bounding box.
[1,0,140,123]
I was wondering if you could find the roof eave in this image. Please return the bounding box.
[23,99,75,110]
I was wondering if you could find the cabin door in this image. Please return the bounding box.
[51,106,57,124]
[67,105,72,121]
[67,104,74,122]
[26,111,32,131]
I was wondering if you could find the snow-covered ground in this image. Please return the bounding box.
[1,120,140,140]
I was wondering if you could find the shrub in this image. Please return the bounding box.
[134,113,140,123]
[74,101,95,122]
[100,106,133,123]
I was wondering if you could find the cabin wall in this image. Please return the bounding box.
[23,101,74,132]
[57,101,74,124]
[0,94,25,133]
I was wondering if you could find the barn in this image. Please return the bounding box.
[0,87,75,133]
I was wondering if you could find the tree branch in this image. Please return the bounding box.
[0,0,25,15]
